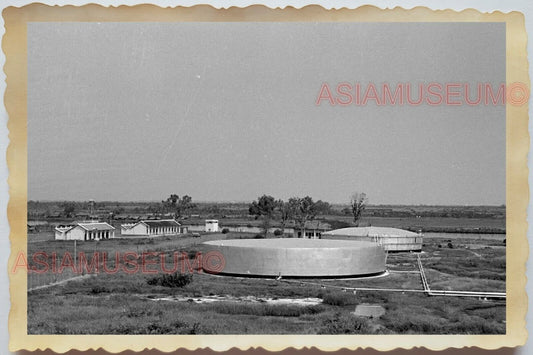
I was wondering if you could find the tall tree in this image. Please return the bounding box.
[276,199,296,236]
[350,192,368,226]
[161,194,195,219]
[248,195,277,236]
[61,202,76,218]
[291,196,318,237]
[314,200,331,215]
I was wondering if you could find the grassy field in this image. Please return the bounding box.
[26,230,506,335]
[321,216,505,233]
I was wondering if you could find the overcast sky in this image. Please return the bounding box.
[27,22,505,205]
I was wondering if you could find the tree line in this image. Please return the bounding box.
[248,192,368,236]
[44,192,368,229]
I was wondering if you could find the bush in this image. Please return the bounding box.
[388,319,441,333]
[221,228,230,234]
[254,234,265,239]
[273,229,283,236]
[90,285,110,294]
[187,250,199,259]
[322,292,357,306]
[447,242,454,249]
[109,320,213,335]
[147,272,193,288]
[318,312,371,334]
[207,302,324,317]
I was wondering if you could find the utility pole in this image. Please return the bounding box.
[89,199,95,221]
[74,240,77,274]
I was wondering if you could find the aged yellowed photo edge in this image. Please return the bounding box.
[4,3,529,352]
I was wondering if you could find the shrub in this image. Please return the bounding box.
[273,229,283,236]
[318,312,371,334]
[187,250,199,259]
[322,292,357,306]
[208,302,324,317]
[146,272,193,288]
[221,228,230,234]
[447,242,454,249]
[390,319,441,333]
[254,234,265,239]
[90,285,110,294]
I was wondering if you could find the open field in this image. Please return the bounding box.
[349,216,504,233]
[27,231,506,334]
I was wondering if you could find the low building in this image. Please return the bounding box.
[55,222,115,241]
[184,220,331,237]
[293,221,331,239]
[27,220,48,233]
[205,219,219,232]
[120,219,181,237]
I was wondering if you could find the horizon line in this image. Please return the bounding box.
[27,199,506,208]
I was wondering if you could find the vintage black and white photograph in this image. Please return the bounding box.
[24,20,508,336]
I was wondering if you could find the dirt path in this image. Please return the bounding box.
[28,273,95,292]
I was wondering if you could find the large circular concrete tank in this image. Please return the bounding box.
[202,238,386,278]
[322,227,423,252]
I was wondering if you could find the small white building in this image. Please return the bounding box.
[295,221,331,239]
[205,219,219,232]
[55,222,115,241]
[120,219,181,237]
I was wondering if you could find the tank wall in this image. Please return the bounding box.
[202,243,386,277]
[322,235,423,251]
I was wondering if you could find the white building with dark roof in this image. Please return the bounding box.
[55,222,115,241]
[120,219,182,237]
[294,221,331,239]
[205,219,219,232]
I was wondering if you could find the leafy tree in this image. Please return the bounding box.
[112,206,125,215]
[350,192,368,226]
[291,196,318,237]
[61,202,76,218]
[276,199,296,236]
[161,194,195,219]
[248,195,277,236]
[146,203,161,214]
[206,204,221,215]
[314,200,331,215]
[179,195,195,216]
